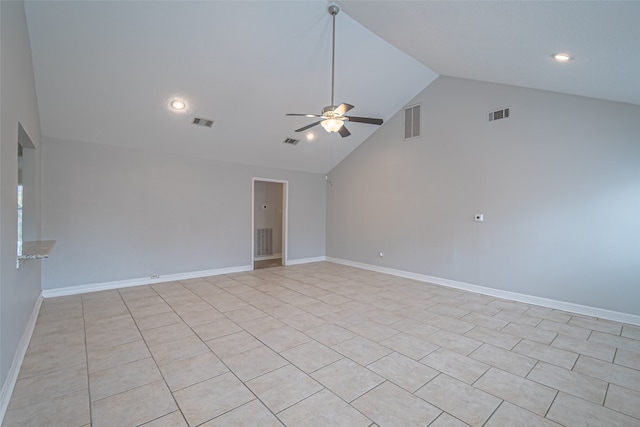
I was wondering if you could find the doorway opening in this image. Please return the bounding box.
[252,178,287,270]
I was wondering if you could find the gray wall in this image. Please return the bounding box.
[0,0,43,389]
[327,76,640,316]
[254,181,283,256]
[41,137,326,290]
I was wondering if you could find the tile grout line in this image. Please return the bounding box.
[542,388,559,420]
[118,286,189,425]
[208,271,356,426]
[143,276,308,426]
[412,373,461,423]
[602,382,611,408]
[479,399,505,427]
[80,294,94,426]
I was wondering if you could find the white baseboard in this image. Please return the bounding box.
[0,293,43,423]
[326,257,640,326]
[286,256,327,266]
[41,257,330,298]
[42,265,253,298]
[40,255,638,325]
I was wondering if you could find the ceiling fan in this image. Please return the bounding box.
[286,5,383,138]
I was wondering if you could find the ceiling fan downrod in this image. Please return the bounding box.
[328,5,339,110]
[284,4,383,137]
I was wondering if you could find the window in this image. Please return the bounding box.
[17,123,35,267]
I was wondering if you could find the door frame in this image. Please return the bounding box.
[251,177,288,268]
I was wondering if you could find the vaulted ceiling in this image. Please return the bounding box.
[24,1,640,174]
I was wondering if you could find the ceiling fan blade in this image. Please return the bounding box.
[345,116,384,125]
[294,121,323,132]
[286,113,323,118]
[338,125,351,138]
[334,103,355,116]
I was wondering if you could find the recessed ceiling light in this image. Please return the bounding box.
[306,132,316,141]
[552,53,572,62]
[170,99,186,110]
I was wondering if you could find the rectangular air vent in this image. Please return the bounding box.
[192,117,214,127]
[489,108,510,122]
[283,137,299,145]
[404,104,421,139]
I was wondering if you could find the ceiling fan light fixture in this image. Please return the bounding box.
[321,118,344,133]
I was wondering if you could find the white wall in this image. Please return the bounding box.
[254,181,283,256]
[327,76,640,316]
[41,137,326,290]
[0,0,43,391]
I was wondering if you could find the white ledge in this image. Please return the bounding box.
[18,240,55,261]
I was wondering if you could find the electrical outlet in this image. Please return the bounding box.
[151,274,160,279]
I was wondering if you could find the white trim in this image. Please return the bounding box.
[41,265,252,298]
[1,294,43,423]
[326,257,640,326]
[286,256,327,266]
[252,178,288,267]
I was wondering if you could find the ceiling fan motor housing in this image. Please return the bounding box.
[322,105,339,116]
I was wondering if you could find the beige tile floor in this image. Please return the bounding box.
[3,262,640,426]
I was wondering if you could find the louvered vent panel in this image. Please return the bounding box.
[489,108,510,122]
[404,104,421,139]
[192,117,214,127]
[256,228,273,256]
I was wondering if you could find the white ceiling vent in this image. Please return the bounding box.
[404,104,421,139]
[192,117,214,127]
[283,137,300,145]
[489,108,510,122]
